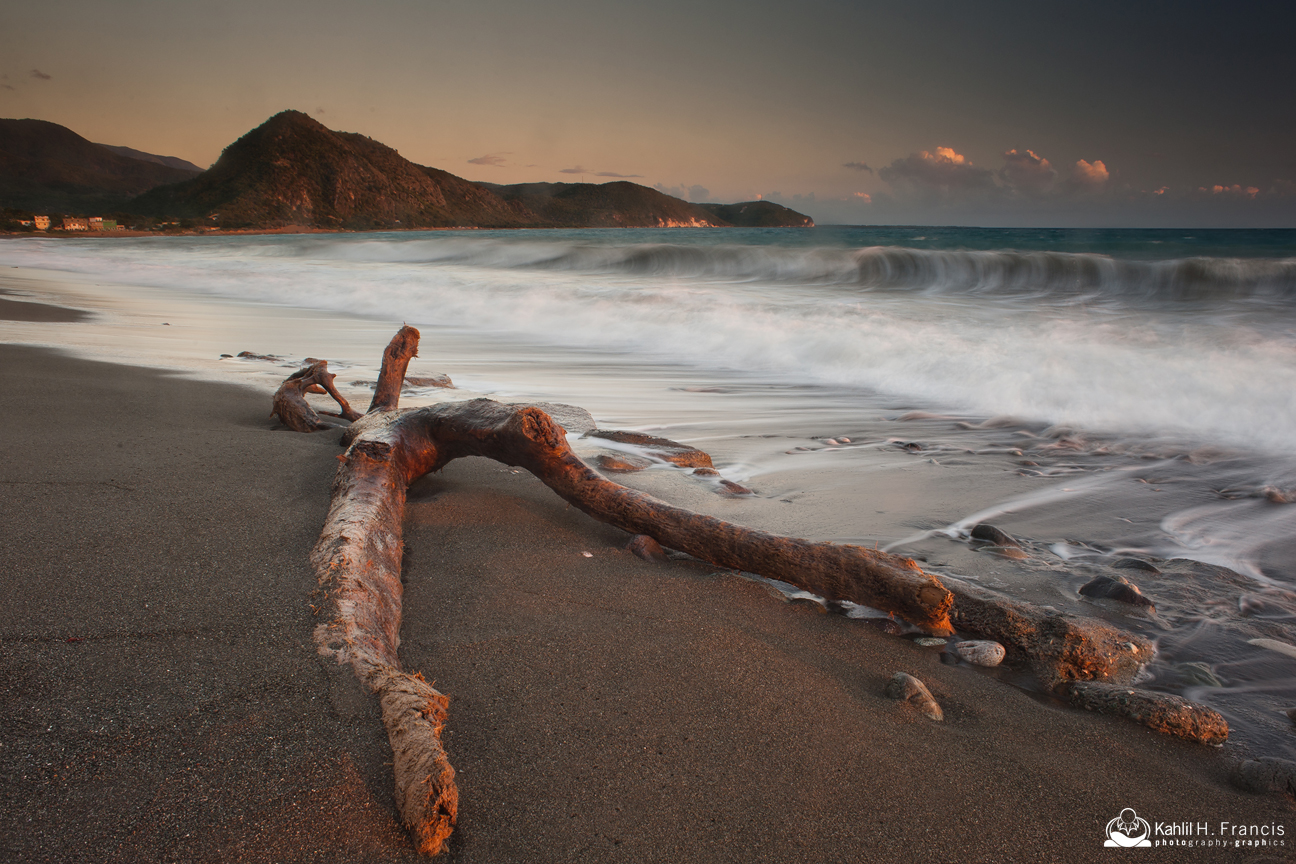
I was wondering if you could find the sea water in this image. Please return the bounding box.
[3,226,1295,757]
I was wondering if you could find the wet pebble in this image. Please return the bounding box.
[1079,574,1156,612]
[596,453,652,473]
[970,523,1020,547]
[1177,662,1222,687]
[885,672,943,721]
[718,479,754,496]
[955,640,1006,667]
[626,535,669,563]
[1248,638,1296,660]
[913,637,947,647]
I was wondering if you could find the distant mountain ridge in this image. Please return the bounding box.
[1,111,813,230]
[0,118,201,212]
[131,111,531,229]
[97,144,204,174]
[698,201,815,228]
[482,181,725,228]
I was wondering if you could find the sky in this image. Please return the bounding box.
[2,0,1294,228]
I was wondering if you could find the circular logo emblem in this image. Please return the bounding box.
[1105,808,1152,847]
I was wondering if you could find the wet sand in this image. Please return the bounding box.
[1,343,1294,862]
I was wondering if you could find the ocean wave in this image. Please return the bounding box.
[274,236,1296,303]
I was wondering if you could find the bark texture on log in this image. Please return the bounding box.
[271,360,361,432]
[947,578,1152,686]
[303,326,1160,855]
[1068,681,1229,746]
[369,325,420,413]
[311,430,459,854]
[362,398,956,634]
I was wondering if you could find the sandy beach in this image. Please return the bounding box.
[3,323,1295,861]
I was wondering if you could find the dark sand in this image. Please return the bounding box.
[0,296,90,323]
[2,345,1293,863]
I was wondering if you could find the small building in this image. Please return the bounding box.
[89,217,103,230]
[34,215,50,230]
[62,217,89,231]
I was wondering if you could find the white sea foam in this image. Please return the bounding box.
[6,234,1295,455]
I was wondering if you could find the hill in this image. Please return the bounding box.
[2,111,814,230]
[97,144,204,174]
[0,119,202,213]
[484,181,727,228]
[697,200,814,228]
[128,111,814,230]
[129,111,532,229]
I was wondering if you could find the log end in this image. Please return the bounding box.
[1068,681,1228,745]
[377,671,460,856]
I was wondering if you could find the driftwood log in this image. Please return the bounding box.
[305,325,1157,855]
[272,359,362,431]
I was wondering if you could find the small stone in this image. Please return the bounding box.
[1248,638,1296,660]
[582,429,713,468]
[596,453,652,473]
[692,467,720,476]
[1262,486,1291,504]
[970,523,1020,547]
[403,374,454,389]
[885,672,943,721]
[1177,661,1222,687]
[1079,574,1155,612]
[913,637,947,647]
[1284,707,1296,725]
[955,640,1006,667]
[718,479,754,497]
[626,535,669,563]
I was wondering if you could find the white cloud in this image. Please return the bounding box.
[1071,159,1110,186]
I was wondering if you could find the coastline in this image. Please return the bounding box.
[3,309,1295,860]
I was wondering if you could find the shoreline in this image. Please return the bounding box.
[2,338,1294,858]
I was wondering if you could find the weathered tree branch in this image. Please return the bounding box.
[271,360,361,432]
[303,325,1157,856]
[369,325,420,413]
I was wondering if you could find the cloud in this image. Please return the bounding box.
[1070,159,1110,186]
[560,166,642,178]
[30,69,51,80]
[467,153,509,167]
[853,192,872,203]
[999,149,1057,195]
[878,147,995,197]
[1201,184,1260,199]
[652,183,710,201]
[1,84,13,91]
[843,161,873,173]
